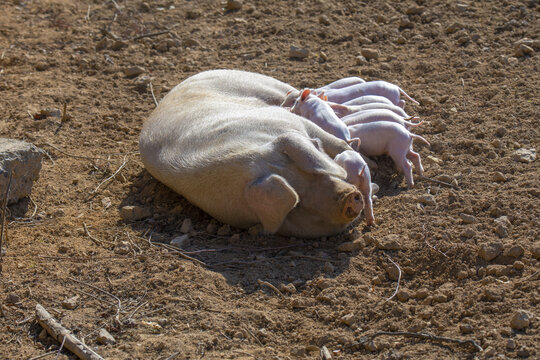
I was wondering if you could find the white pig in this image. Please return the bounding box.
[317,76,366,90]
[140,70,363,237]
[327,101,410,118]
[290,89,360,150]
[334,150,375,225]
[348,121,430,188]
[341,109,422,130]
[322,81,419,108]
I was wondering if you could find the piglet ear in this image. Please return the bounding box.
[358,165,365,178]
[347,138,361,152]
[301,89,310,101]
[316,91,325,100]
[286,90,292,96]
[324,96,328,101]
[244,174,299,234]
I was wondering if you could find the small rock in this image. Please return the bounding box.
[114,241,131,255]
[413,288,429,299]
[396,36,407,45]
[206,221,218,234]
[532,245,540,259]
[316,278,335,290]
[355,55,368,65]
[418,195,436,206]
[483,346,496,358]
[459,213,477,224]
[156,41,169,52]
[319,15,331,26]
[225,0,242,11]
[217,224,231,236]
[62,295,79,310]
[386,265,400,281]
[491,139,503,148]
[494,223,508,238]
[361,48,379,61]
[170,204,183,216]
[101,197,112,209]
[435,174,454,183]
[95,38,109,51]
[478,242,503,261]
[512,148,536,163]
[460,323,473,334]
[278,283,296,294]
[97,328,116,345]
[456,3,468,12]
[57,244,69,254]
[457,270,468,280]
[510,310,531,330]
[461,228,476,239]
[483,286,504,302]
[505,245,524,258]
[337,240,362,252]
[183,38,200,47]
[492,171,506,182]
[111,40,128,51]
[140,2,151,12]
[516,346,531,358]
[124,66,145,78]
[170,234,189,248]
[513,261,524,270]
[396,290,409,302]
[375,234,401,251]
[432,293,448,303]
[340,313,355,326]
[38,328,48,340]
[515,44,534,57]
[406,6,424,15]
[120,205,151,221]
[180,218,192,233]
[289,46,309,59]
[6,293,21,304]
[506,338,516,350]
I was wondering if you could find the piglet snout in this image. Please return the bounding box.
[342,190,363,220]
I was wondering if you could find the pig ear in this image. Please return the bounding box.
[316,91,325,100]
[328,103,349,116]
[358,165,365,178]
[286,90,292,96]
[324,96,328,101]
[347,138,361,152]
[244,174,299,234]
[301,89,310,101]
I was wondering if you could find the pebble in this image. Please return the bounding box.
[361,48,379,61]
[436,174,454,183]
[217,224,231,236]
[478,242,503,261]
[396,36,407,44]
[323,262,334,273]
[101,197,112,209]
[413,288,429,299]
[180,218,192,233]
[340,313,355,326]
[417,195,436,206]
[61,295,79,310]
[506,338,516,350]
[505,245,524,258]
[319,15,331,26]
[170,234,189,248]
[492,171,506,182]
[510,310,531,330]
[459,213,477,224]
[225,0,242,10]
[57,244,69,254]
[483,346,496,358]
[494,223,508,238]
[97,329,116,345]
[337,240,362,252]
[530,245,540,259]
[512,261,524,270]
[289,45,309,58]
[123,66,145,78]
[374,234,401,251]
[515,44,534,57]
[111,40,128,51]
[386,265,400,281]
[170,204,183,216]
[114,241,131,255]
[355,55,368,65]
[516,346,531,358]
[483,286,504,302]
[120,205,151,221]
[461,228,476,239]
[512,148,536,163]
[396,289,409,302]
[460,323,473,334]
[491,139,503,148]
[457,270,468,280]
[406,6,424,15]
[316,278,335,290]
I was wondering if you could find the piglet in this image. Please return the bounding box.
[328,101,410,118]
[342,109,422,130]
[291,89,360,150]
[318,76,366,90]
[342,95,394,106]
[322,80,419,108]
[281,89,301,108]
[348,121,430,188]
[334,150,375,225]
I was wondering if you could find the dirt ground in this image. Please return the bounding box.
[0,0,538,359]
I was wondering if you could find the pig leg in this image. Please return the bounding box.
[407,150,424,175]
[390,152,414,188]
[359,182,374,225]
[398,99,406,109]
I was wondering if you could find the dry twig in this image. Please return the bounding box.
[243,326,263,346]
[257,279,285,299]
[35,304,104,360]
[132,30,170,41]
[422,225,449,258]
[149,81,158,107]
[370,330,483,352]
[91,156,129,193]
[384,253,401,302]
[418,175,458,189]
[28,351,57,360]
[67,277,122,316]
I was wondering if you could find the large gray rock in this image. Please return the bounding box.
[0,138,43,204]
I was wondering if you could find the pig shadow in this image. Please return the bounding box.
[121,170,366,293]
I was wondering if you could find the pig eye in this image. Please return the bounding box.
[354,195,360,201]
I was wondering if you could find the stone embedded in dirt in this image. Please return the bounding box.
[494,216,510,238]
[504,244,524,258]
[530,245,540,259]
[510,310,531,330]
[97,328,116,345]
[361,48,379,61]
[319,15,331,26]
[512,261,524,270]
[483,346,496,358]
[124,66,145,78]
[0,138,43,205]
[386,264,400,281]
[457,270,468,280]
[57,244,69,254]
[515,44,534,57]
[180,218,192,233]
[356,55,368,65]
[111,40,128,51]
[459,323,473,334]
[225,0,242,11]
[417,195,436,206]
[506,338,516,350]
[413,288,429,299]
[459,213,477,224]
[114,241,131,255]
[316,278,335,290]
[61,295,79,310]
[483,286,504,302]
[406,6,424,15]
[170,234,189,248]
[478,242,503,261]
[461,228,476,239]
[516,346,531,358]
[512,148,536,163]
[120,205,151,221]
[337,240,362,252]
[289,46,309,59]
[375,234,402,251]
[340,313,355,326]
[435,174,454,183]
[492,171,507,182]
[396,289,409,302]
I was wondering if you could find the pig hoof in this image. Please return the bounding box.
[342,192,362,220]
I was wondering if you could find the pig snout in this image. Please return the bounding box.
[341,189,363,220]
